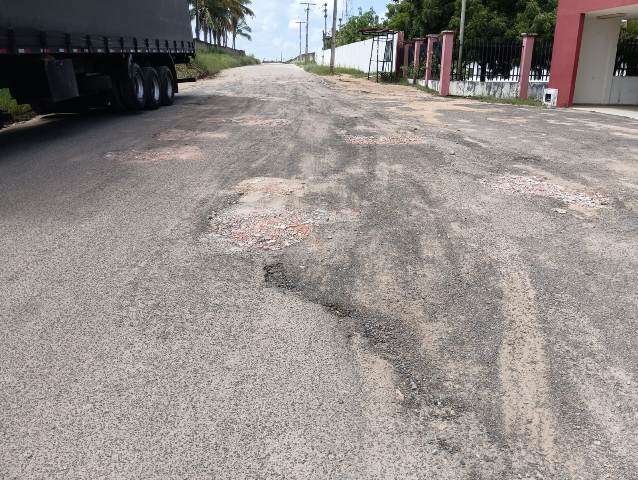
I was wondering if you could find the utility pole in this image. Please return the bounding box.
[300,2,316,64]
[330,0,337,73]
[457,0,467,77]
[323,3,328,63]
[194,0,200,41]
[324,3,328,32]
[295,20,305,61]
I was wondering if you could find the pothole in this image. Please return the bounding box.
[208,209,323,251]
[483,175,610,208]
[264,262,297,289]
[206,177,356,252]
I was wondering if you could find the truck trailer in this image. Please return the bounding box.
[0,0,194,118]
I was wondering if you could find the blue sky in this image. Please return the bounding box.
[235,0,390,61]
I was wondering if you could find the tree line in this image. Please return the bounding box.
[337,0,638,45]
[189,0,253,49]
[385,0,558,41]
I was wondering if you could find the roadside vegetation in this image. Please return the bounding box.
[189,0,253,49]
[177,47,259,79]
[334,8,381,46]
[299,63,366,78]
[0,89,33,123]
[181,1,258,79]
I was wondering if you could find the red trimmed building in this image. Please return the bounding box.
[549,0,638,107]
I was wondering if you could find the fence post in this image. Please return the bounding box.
[439,30,455,96]
[413,39,423,83]
[519,33,537,99]
[424,34,438,84]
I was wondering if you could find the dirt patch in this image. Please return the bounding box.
[227,116,290,128]
[234,177,305,196]
[344,134,427,145]
[324,74,501,125]
[154,129,229,142]
[484,175,610,208]
[498,259,558,476]
[106,145,203,163]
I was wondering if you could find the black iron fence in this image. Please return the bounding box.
[614,39,638,77]
[407,43,415,68]
[407,43,428,79]
[452,39,522,81]
[405,35,554,84]
[530,40,553,81]
[430,40,442,81]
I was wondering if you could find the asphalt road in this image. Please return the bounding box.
[1,64,637,479]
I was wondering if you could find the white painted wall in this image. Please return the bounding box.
[574,16,622,104]
[609,77,638,105]
[317,38,397,73]
[414,79,547,100]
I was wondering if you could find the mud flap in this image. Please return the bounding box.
[44,58,79,102]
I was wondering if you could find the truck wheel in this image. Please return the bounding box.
[158,66,175,106]
[117,63,146,111]
[142,67,161,110]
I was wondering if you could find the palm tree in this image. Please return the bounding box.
[190,0,254,48]
[232,18,252,49]
[188,0,254,48]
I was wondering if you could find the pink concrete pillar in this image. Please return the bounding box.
[518,33,537,99]
[439,30,455,97]
[413,39,423,82]
[424,34,438,83]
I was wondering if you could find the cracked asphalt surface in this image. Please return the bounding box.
[1,64,637,479]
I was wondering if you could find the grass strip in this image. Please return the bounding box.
[298,63,366,77]
[176,50,260,79]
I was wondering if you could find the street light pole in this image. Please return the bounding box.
[300,2,316,64]
[330,0,337,73]
[457,0,467,76]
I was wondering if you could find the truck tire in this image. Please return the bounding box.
[158,66,175,106]
[142,67,161,110]
[117,63,146,111]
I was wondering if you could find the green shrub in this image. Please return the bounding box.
[0,88,33,121]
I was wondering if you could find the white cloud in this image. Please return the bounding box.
[235,0,389,61]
